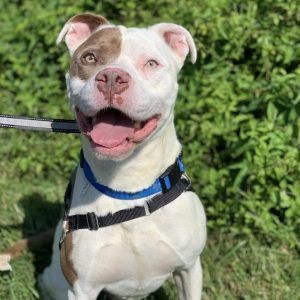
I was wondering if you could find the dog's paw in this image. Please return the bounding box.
[0,254,12,271]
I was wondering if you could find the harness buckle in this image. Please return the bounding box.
[181,173,192,190]
[144,202,151,216]
[62,220,70,233]
[86,212,99,230]
[59,220,70,249]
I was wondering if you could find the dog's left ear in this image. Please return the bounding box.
[150,23,197,69]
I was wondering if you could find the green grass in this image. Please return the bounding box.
[202,235,300,300]
[0,135,299,300]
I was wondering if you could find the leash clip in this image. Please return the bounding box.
[86,212,99,230]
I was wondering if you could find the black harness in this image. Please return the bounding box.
[59,153,192,248]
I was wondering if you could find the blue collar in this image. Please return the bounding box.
[80,151,185,200]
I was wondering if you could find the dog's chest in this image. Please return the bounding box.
[72,219,185,274]
[69,209,200,297]
[64,169,205,296]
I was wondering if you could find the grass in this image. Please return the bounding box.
[0,132,300,300]
[202,235,300,300]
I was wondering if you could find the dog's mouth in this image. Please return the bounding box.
[75,107,160,157]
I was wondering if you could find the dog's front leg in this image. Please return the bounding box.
[173,256,203,300]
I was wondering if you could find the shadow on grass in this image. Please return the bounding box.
[19,192,61,274]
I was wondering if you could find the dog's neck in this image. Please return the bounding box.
[81,115,181,193]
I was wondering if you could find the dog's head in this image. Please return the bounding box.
[57,13,196,160]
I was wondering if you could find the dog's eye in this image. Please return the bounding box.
[81,53,97,64]
[145,59,159,68]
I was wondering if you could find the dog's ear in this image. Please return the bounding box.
[150,23,197,69]
[57,13,109,54]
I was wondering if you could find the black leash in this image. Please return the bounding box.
[0,114,79,133]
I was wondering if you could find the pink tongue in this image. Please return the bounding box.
[90,110,134,148]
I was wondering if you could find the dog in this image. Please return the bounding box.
[39,13,206,300]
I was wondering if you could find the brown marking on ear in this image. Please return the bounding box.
[68,13,108,31]
[57,13,109,52]
[60,232,78,286]
[69,27,122,81]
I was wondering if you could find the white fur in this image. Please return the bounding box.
[40,19,206,300]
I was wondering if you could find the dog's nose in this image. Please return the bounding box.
[95,68,130,100]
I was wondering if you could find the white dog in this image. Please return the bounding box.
[39,13,206,300]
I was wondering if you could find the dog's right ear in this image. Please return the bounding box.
[56,13,109,55]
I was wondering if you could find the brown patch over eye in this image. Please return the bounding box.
[69,27,122,80]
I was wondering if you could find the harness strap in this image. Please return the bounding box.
[67,176,191,232]
[59,167,78,249]
[63,167,78,221]
[0,114,79,133]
